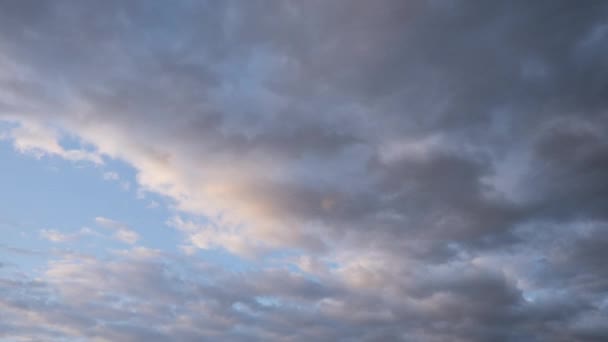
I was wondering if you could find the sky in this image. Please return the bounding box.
[0,1,607,341]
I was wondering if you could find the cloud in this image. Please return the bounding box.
[146,200,160,209]
[39,227,99,243]
[114,229,138,245]
[39,229,72,243]
[102,171,132,191]
[0,244,606,342]
[1,0,608,341]
[6,120,102,164]
[95,217,139,245]
[102,171,120,181]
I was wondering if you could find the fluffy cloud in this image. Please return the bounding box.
[1,0,608,341]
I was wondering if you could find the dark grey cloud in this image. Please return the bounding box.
[1,0,608,341]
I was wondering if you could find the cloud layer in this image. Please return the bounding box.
[1,1,608,341]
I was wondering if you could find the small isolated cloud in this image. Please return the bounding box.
[146,201,160,209]
[95,217,129,230]
[115,229,139,245]
[39,227,99,243]
[95,217,139,245]
[39,229,72,243]
[102,172,131,191]
[102,171,119,181]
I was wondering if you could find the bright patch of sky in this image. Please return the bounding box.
[0,135,254,275]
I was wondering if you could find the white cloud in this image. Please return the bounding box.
[102,171,119,181]
[39,229,72,243]
[39,227,100,243]
[95,216,128,230]
[95,217,139,245]
[8,120,102,164]
[115,229,139,245]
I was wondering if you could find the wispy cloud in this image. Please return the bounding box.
[102,171,119,181]
[95,217,139,245]
[39,227,99,243]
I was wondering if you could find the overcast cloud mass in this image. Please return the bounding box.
[1,0,608,341]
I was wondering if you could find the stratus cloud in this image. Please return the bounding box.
[1,0,608,341]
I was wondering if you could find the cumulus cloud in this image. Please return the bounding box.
[1,0,608,341]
